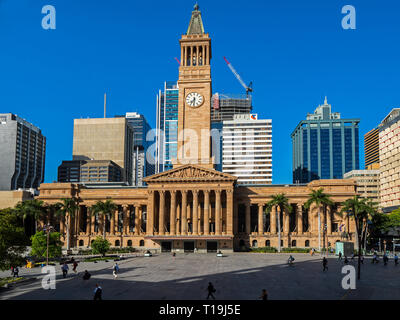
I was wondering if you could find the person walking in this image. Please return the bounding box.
[112,263,120,279]
[13,266,19,278]
[259,289,268,301]
[344,256,349,265]
[338,252,342,261]
[10,266,14,276]
[323,257,328,271]
[72,260,78,274]
[394,254,399,266]
[383,253,389,266]
[206,282,216,300]
[93,284,102,300]
[61,262,69,278]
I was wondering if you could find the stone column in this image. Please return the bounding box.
[215,190,221,235]
[170,191,176,236]
[122,205,128,234]
[181,190,188,235]
[176,203,181,234]
[245,203,251,235]
[284,208,290,234]
[110,208,116,235]
[134,205,140,234]
[226,190,233,235]
[258,204,264,235]
[146,190,155,235]
[297,203,303,234]
[159,191,165,235]
[91,212,95,234]
[204,190,210,235]
[327,207,332,235]
[270,206,276,234]
[86,207,91,235]
[193,190,199,235]
[60,216,65,235]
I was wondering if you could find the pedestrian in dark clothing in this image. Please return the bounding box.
[338,252,342,261]
[323,257,328,271]
[83,270,91,280]
[13,266,19,278]
[394,254,399,266]
[206,282,216,300]
[259,289,268,301]
[61,263,69,278]
[10,266,14,276]
[383,254,389,266]
[73,260,78,273]
[93,284,102,300]
[344,256,349,265]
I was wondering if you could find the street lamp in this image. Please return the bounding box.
[43,223,54,266]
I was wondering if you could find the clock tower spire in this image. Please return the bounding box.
[175,4,213,169]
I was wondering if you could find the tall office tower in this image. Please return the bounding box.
[291,97,360,183]
[379,108,400,213]
[124,112,154,186]
[364,127,380,170]
[343,170,380,204]
[211,93,252,122]
[72,117,133,185]
[0,113,46,190]
[222,114,272,185]
[155,81,179,173]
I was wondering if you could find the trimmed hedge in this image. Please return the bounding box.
[281,248,310,253]
[250,247,278,253]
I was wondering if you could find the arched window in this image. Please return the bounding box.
[305,240,310,247]
[139,240,145,247]
[115,240,120,247]
[79,240,84,247]
[252,240,258,248]
[265,240,270,247]
[127,240,132,247]
[291,240,297,247]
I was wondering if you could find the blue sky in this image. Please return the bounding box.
[0,0,399,184]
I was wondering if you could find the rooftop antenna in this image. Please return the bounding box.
[104,93,107,118]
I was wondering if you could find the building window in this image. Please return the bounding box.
[265,240,270,247]
[139,240,145,247]
[305,240,310,247]
[291,240,297,247]
[252,240,258,248]
[127,240,132,247]
[115,240,120,247]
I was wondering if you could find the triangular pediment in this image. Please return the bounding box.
[143,165,237,183]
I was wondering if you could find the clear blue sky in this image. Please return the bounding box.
[0,0,399,184]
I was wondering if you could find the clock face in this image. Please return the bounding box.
[186,92,204,107]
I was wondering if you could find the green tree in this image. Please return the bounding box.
[30,231,62,259]
[55,198,79,250]
[91,236,111,256]
[304,188,333,254]
[91,200,117,239]
[0,209,28,271]
[340,196,376,280]
[14,199,47,233]
[266,194,292,253]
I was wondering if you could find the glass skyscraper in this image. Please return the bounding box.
[291,98,360,183]
[156,81,179,173]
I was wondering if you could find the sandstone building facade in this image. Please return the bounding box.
[37,5,357,252]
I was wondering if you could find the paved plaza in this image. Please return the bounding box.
[1,253,399,300]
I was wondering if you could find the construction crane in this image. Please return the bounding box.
[223,56,253,96]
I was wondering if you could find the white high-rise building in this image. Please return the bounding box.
[222,114,272,185]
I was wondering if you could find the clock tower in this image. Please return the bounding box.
[175,4,213,169]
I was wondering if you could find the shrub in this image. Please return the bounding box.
[250,246,278,253]
[91,237,111,257]
[281,248,310,253]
